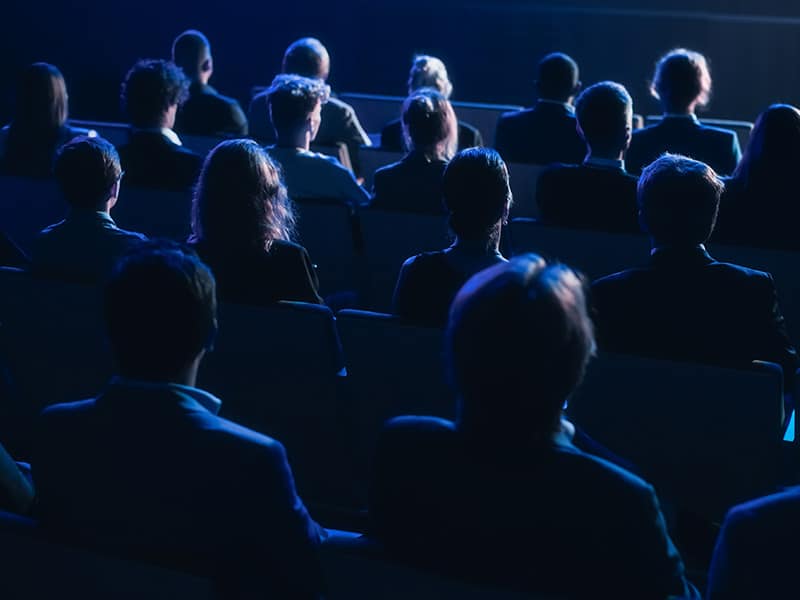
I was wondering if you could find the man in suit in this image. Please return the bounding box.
[31,136,147,282]
[372,254,699,598]
[536,81,639,232]
[33,242,325,598]
[118,59,203,191]
[172,30,248,137]
[592,154,797,381]
[626,49,741,175]
[494,52,586,165]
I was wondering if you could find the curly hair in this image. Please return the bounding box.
[266,73,330,137]
[650,48,712,111]
[121,59,189,127]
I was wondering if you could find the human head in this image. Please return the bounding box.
[14,62,68,131]
[732,104,800,185]
[407,55,453,99]
[536,53,581,103]
[638,154,723,246]
[190,139,295,250]
[401,88,458,160]
[121,59,190,129]
[575,81,633,158]
[172,29,213,84]
[105,241,217,383]
[443,147,512,248]
[54,136,122,211]
[266,73,330,143]
[650,48,712,114]
[447,255,595,438]
[282,37,330,81]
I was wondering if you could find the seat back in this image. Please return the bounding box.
[507,163,547,218]
[451,100,523,146]
[0,175,65,252]
[113,187,193,241]
[359,147,405,190]
[337,93,405,134]
[68,120,130,146]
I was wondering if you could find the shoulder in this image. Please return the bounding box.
[555,443,655,499]
[707,258,772,282]
[592,267,650,292]
[203,413,289,462]
[267,239,311,259]
[323,96,353,118]
[498,108,532,125]
[400,250,450,272]
[374,159,405,180]
[724,487,800,531]
[40,398,97,424]
[700,124,739,143]
[379,416,457,452]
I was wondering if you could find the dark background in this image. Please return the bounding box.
[2,1,799,127]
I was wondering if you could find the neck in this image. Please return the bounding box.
[279,131,309,150]
[664,105,695,116]
[588,149,624,161]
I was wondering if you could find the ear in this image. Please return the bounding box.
[205,318,219,353]
[573,80,583,95]
[201,58,212,73]
[107,179,121,211]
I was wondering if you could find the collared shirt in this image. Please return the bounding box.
[584,156,626,172]
[650,243,707,257]
[112,377,223,415]
[663,113,700,124]
[538,99,575,114]
[133,127,183,146]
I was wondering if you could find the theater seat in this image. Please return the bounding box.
[507,163,547,219]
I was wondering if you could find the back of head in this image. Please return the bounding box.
[401,88,457,160]
[191,139,294,249]
[282,37,330,80]
[105,241,217,381]
[447,255,594,438]
[13,62,68,132]
[651,48,711,112]
[638,154,723,245]
[574,81,632,154]
[121,59,189,128]
[54,136,121,210]
[266,73,330,138]
[733,104,800,187]
[407,55,453,98]
[171,29,211,81]
[536,53,579,102]
[443,147,511,244]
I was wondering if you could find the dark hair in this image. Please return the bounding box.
[105,241,217,381]
[121,59,189,128]
[266,74,330,138]
[54,136,122,209]
[447,255,595,438]
[443,148,511,247]
[190,139,295,250]
[575,81,632,154]
[650,49,711,112]
[537,53,579,101]
[282,37,329,79]
[638,154,723,245]
[172,30,211,80]
[401,88,457,160]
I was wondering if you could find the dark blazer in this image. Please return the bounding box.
[175,82,248,137]
[0,124,93,178]
[494,101,586,166]
[536,162,639,232]
[33,382,325,598]
[591,246,798,378]
[0,231,28,268]
[191,239,323,305]
[371,151,447,214]
[117,130,202,191]
[380,119,482,153]
[370,416,698,598]
[626,116,741,175]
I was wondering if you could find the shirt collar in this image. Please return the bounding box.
[650,243,707,257]
[134,127,183,146]
[663,113,699,123]
[538,99,575,114]
[111,377,222,415]
[67,209,115,224]
[584,156,625,171]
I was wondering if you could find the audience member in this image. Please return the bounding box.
[716,104,800,250]
[371,88,457,214]
[494,52,586,165]
[392,147,509,326]
[0,63,95,178]
[30,136,146,282]
[265,74,369,206]
[536,81,639,232]
[381,55,482,153]
[118,59,202,190]
[626,49,741,175]
[0,440,33,516]
[33,241,325,598]
[171,30,248,137]
[372,254,699,598]
[189,139,322,304]
[592,154,797,381]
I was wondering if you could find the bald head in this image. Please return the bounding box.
[282,37,330,81]
[172,30,212,84]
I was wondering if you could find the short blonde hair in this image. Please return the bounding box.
[408,55,453,98]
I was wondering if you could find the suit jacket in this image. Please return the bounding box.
[117,130,203,191]
[494,101,586,166]
[371,151,447,214]
[33,381,325,599]
[370,416,698,598]
[626,116,741,175]
[175,82,248,137]
[380,118,482,153]
[536,162,639,232]
[0,231,28,268]
[591,246,798,378]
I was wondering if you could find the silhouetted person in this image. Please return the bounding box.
[592,154,797,382]
[0,63,94,178]
[118,59,202,191]
[373,254,699,598]
[172,30,248,137]
[536,81,639,232]
[0,440,33,516]
[33,241,325,598]
[494,52,586,165]
[264,74,369,206]
[371,88,457,214]
[392,147,509,326]
[189,139,322,304]
[626,49,741,175]
[381,55,482,152]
